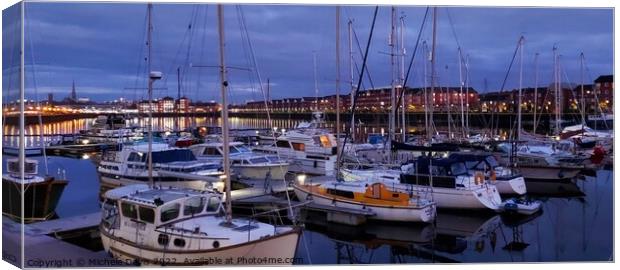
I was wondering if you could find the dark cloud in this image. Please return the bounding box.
[3,3,613,103]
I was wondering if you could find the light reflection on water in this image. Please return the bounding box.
[1,117,612,263]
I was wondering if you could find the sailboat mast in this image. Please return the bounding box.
[399,14,406,142]
[217,4,232,223]
[389,6,396,144]
[313,51,319,111]
[517,36,524,141]
[423,41,429,139]
[348,20,355,142]
[465,54,470,136]
[580,52,585,125]
[147,2,154,187]
[533,52,539,134]
[429,7,438,140]
[554,47,561,135]
[335,6,341,171]
[458,47,465,139]
[176,66,181,132]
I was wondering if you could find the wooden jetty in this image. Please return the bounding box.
[2,215,111,268]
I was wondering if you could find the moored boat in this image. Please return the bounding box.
[97,142,224,195]
[100,184,300,266]
[189,140,289,181]
[2,158,68,223]
[449,152,527,195]
[293,179,436,223]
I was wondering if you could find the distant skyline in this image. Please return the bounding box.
[2,2,614,104]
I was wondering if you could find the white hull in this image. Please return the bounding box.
[293,185,436,223]
[100,175,212,192]
[340,170,502,210]
[494,177,527,195]
[101,227,300,266]
[517,167,580,181]
[416,186,501,210]
[287,157,336,176]
[233,164,288,180]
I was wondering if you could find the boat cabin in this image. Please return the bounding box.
[102,185,224,231]
[449,152,500,171]
[400,157,476,189]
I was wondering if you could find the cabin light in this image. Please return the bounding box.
[82,154,90,160]
[297,174,307,185]
[281,129,286,133]
[164,131,171,136]
[273,127,278,131]
[81,139,90,145]
[137,152,144,157]
[255,130,259,134]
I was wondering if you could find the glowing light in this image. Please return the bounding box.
[296,174,307,185]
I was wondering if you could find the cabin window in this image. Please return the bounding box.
[183,197,205,216]
[127,152,142,162]
[326,188,355,199]
[276,140,290,148]
[160,203,181,222]
[206,197,221,212]
[203,147,221,156]
[451,163,468,176]
[485,156,499,168]
[120,202,138,219]
[291,142,305,151]
[138,207,155,223]
[157,234,169,246]
[173,238,186,247]
[232,160,242,165]
[250,157,269,164]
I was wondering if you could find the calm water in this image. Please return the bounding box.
[2,116,613,263]
[2,157,613,263]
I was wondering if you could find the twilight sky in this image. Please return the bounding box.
[2,2,614,104]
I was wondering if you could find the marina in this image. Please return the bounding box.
[2,1,615,268]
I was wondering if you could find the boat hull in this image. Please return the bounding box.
[494,176,527,195]
[516,166,580,182]
[287,157,336,176]
[99,175,214,199]
[2,177,68,223]
[100,226,301,266]
[233,164,289,181]
[293,184,436,223]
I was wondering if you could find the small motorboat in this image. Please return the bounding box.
[498,197,542,216]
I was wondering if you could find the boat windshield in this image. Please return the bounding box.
[235,145,252,153]
[228,146,240,154]
[265,156,283,163]
[450,162,468,176]
[249,157,270,164]
[485,156,499,168]
[151,149,196,163]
